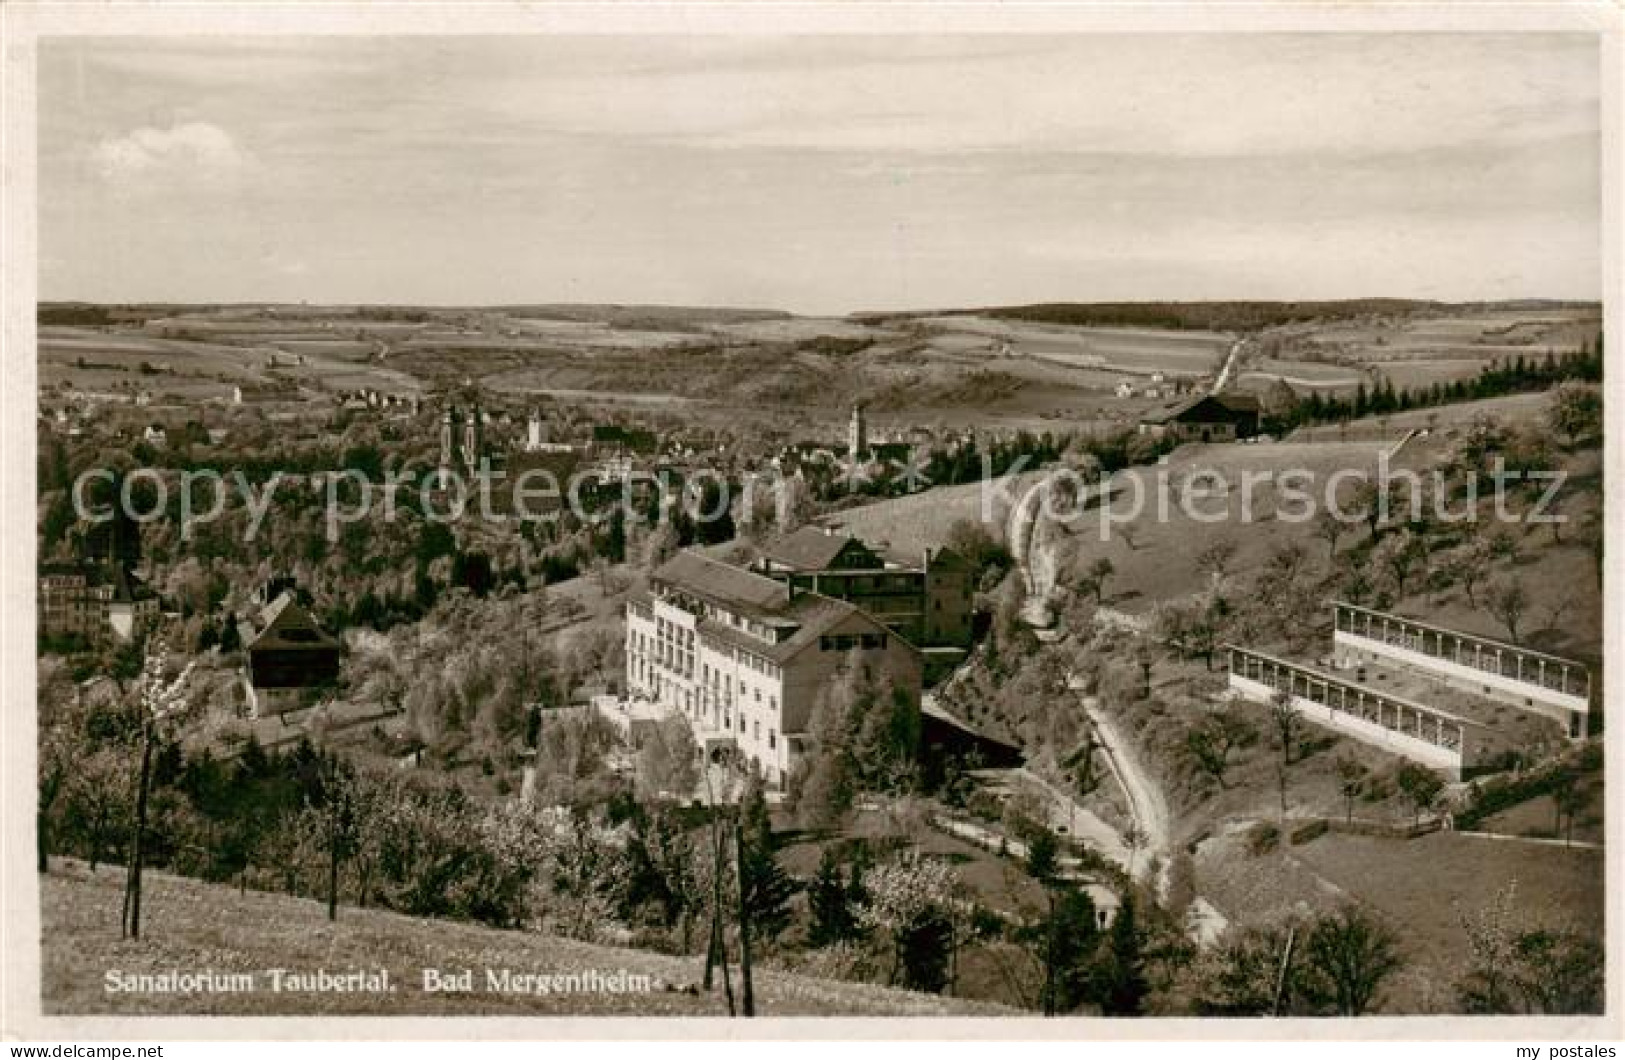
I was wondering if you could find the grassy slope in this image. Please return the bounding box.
[41,862,1008,1016]
[1195,830,1603,1013]
[825,470,1047,563]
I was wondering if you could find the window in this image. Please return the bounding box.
[753,720,760,740]
[769,729,777,749]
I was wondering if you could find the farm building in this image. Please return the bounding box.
[241,590,341,717]
[1226,601,1588,778]
[1137,392,1260,442]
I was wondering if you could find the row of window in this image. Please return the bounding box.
[706,700,778,749]
[655,614,696,648]
[819,632,889,653]
[803,573,921,594]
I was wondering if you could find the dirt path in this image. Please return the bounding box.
[1211,337,1247,393]
[1081,696,1174,891]
[1009,766,1133,871]
[1005,475,1054,625]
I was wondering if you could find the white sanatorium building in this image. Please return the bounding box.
[624,550,923,788]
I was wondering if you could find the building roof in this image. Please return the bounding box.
[650,549,918,664]
[39,560,98,581]
[762,526,869,572]
[1139,391,1259,425]
[653,550,790,614]
[109,563,155,603]
[247,591,339,652]
[696,593,860,665]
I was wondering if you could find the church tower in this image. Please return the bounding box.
[848,402,868,460]
[439,406,458,479]
[462,404,483,474]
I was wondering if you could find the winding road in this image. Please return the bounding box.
[1082,695,1172,888]
[1211,336,1248,394]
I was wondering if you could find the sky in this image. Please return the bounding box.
[38,34,1601,314]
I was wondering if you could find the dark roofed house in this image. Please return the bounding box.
[757,525,882,574]
[244,591,341,717]
[1137,391,1260,443]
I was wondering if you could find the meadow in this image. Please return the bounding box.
[41,861,1007,1016]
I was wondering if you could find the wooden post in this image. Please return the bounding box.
[734,812,755,1018]
[1272,926,1297,1017]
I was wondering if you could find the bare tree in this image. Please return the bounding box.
[1335,756,1368,825]
[1086,556,1116,605]
[1269,688,1302,767]
[1484,577,1530,643]
[1549,766,1586,846]
[1395,763,1444,829]
[1313,508,1347,563]
[1196,538,1239,582]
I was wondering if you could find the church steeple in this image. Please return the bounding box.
[848,402,867,460]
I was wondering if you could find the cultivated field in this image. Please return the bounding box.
[40,301,1595,438]
[914,315,1232,377]
[39,323,424,404]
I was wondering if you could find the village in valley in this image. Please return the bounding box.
[22,27,1611,1029]
[35,297,1605,1017]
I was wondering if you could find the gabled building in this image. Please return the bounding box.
[753,526,974,651]
[1137,392,1260,443]
[38,561,159,645]
[624,550,923,788]
[241,591,341,717]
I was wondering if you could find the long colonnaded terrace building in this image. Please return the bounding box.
[624,550,923,788]
[1226,601,1595,779]
[1329,600,1595,739]
[38,561,159,644]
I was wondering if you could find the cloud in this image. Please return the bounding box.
[91,122,249,184]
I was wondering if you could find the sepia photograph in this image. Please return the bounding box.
[2,1,1619,1043]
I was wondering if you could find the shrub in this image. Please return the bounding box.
[1290,819,1330,845]
[1247,821,1280,856]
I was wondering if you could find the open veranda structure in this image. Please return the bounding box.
[1330,601,1593,738]
[1226,644,1480,776]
